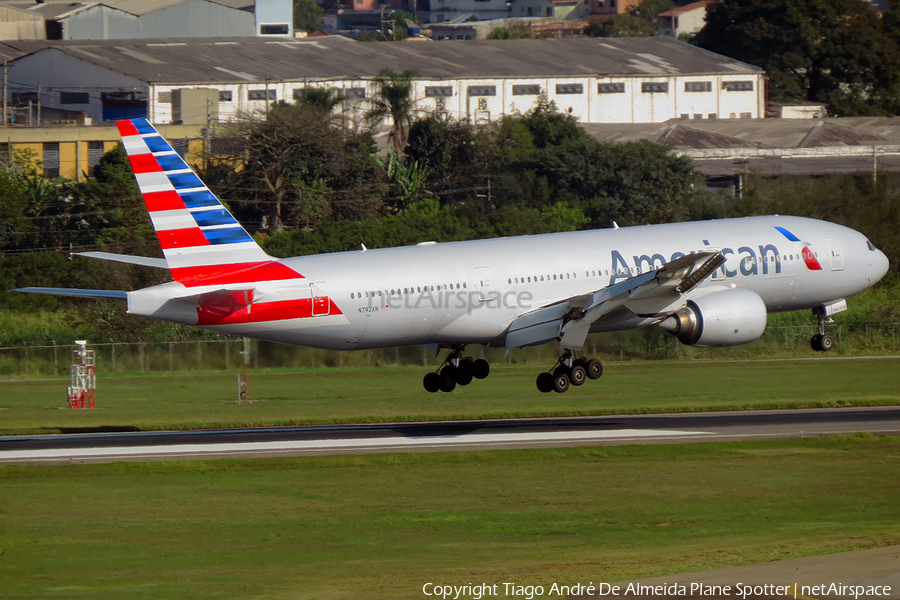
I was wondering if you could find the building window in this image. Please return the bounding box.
[248,89,276,101]
[468,85,496,96]
[723,81,754,92]
[555,84,583,95]
[708,113,717,119]
[641,82,669,93]
[43,142,59,179]
[156,91,172,104]
[343,87,366,99]
[425,86,453,97]
[546,6,551,15]
[512,84,541,96]
[740,112,752,118]
[88,141,105,171]
[260,23,289,35]
[684,81,711,93]
[219,90,233,102]
[60,91,90,104]
[597,82,625,94]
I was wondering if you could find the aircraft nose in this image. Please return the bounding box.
[873,249,890,284]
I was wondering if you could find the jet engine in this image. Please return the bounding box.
[660,289,767,348]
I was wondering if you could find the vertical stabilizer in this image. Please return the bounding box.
[117,118,301,287]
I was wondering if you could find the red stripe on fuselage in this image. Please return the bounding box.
[143,190,187,212]
[158,227,209,249]
[802,246,823,270]
[170,261,304,287]
[129,153,162,174]
[196,297,342,326]
[117,120,140,137]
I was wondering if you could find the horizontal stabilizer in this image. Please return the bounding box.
[75,251,168,269]
[12,287,128,300]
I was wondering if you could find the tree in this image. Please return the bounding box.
[364,68,418,154]
[222,102,381,231]
[293,0,324,33]
[693,0,900,115]
[584,14,656,37]
[631,0,674,24]
[294,87,345,114]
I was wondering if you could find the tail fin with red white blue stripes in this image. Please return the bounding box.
[117,118,301,288]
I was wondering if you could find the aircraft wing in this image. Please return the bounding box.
[12,287,128,300]
[504,251,725,352]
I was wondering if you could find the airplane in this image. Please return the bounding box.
[14,118,890,394]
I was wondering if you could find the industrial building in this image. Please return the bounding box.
[0,0,292,40]
[0,34,765,126]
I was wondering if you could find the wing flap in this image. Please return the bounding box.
[503,251,726,351]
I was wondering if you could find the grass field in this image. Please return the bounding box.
[1,436,899,600]
[1,357,899,435]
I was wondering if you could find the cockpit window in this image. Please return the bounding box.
[867,240,876,251]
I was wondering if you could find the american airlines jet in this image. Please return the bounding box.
[15,119,890,393]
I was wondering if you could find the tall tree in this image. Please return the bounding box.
[693,0,900,115]
[364,68,418,154]
[293,0,324,32]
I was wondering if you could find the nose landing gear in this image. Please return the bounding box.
[536,350,603,393]
[423,347,490,393]
[810,307,835,352]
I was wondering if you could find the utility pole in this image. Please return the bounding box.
[3,60,8,126]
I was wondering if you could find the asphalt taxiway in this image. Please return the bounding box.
[1,406,899,464]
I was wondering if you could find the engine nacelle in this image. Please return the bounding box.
[661,289,767,348]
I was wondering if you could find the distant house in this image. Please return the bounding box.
[657,0,716,38]
[510,0,586,21]
[588,0,639,18]
[426,0,509,23]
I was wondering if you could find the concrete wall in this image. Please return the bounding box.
[0,6,45,40]
[59,0,254,39]
[254,0,293,36]
[61,5,138,40]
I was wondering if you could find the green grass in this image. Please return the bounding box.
[1,436,899,600]
[1,358,899,435]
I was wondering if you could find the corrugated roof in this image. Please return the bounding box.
[0,35,762,84]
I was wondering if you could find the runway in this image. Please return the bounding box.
[2,406,899,464]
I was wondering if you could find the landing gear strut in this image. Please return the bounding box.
[536,350,603,393]
[423,347,490,393]
[810,308,835,352]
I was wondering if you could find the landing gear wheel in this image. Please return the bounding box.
[553,364,570,378]
[423,372,441,393]
[536,372,554,393]
[440,373,457,393]
[553,373,570,394]
[472,359,490,380]
[820,334,834,352]
[569,365,587,386]
[585,359,603,380]
[810,333,823,352]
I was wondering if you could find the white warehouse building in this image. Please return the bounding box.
[0,35,765,126]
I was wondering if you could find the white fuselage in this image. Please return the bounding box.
[127,215,889,351]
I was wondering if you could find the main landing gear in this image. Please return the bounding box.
[810,308,835,352]
[535,350,603,393]
[423,347,490,393]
